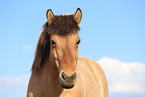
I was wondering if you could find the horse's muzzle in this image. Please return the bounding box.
[59,71,77,89]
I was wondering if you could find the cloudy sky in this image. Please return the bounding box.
[0,0,145,97]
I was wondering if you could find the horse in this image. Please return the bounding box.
[27,8,108,97]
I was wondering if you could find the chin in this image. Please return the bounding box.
[61,83,74,89]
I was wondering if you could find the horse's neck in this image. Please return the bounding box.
[38,58,63,95]
[40,58,58,83]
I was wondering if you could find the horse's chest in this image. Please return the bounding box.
[60,91,73,97]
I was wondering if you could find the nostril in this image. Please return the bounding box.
[61,72,67,80]
[71,72,77,80]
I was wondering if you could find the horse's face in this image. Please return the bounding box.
[50,32,80,89]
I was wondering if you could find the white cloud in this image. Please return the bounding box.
[98,57,145,94]
[0,74,30,92]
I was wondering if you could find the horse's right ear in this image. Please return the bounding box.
[74,8,82,24]
[46,9,54,25]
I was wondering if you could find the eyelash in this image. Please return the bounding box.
[76,40,80,45]
[51,40,56,47]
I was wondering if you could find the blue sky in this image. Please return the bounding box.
[0,0,145,97]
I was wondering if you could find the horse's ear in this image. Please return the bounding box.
[74,8,82,24]
[46,9,54,25]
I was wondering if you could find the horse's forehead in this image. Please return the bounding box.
[51,33,79,41]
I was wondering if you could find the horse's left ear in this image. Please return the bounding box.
[46,9,54,25]
[74,8,82,24]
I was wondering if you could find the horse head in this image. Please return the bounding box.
[47,8,82,89]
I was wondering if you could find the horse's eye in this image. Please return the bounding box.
[51,40,56,47]
[76,40,80,46]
